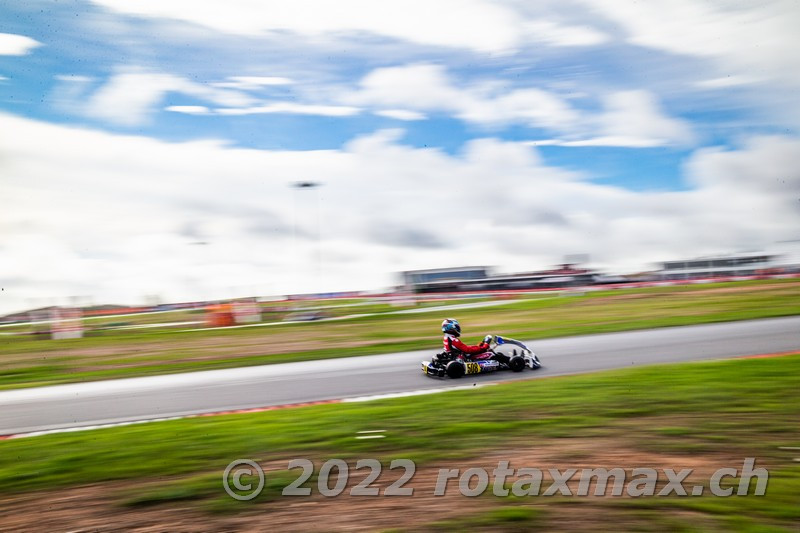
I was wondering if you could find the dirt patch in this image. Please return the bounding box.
[0,439,759,532]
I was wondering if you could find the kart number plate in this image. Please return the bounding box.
[465,362,481,374]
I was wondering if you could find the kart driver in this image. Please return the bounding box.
[441,318,492,360]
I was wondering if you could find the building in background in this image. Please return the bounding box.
[399,264,597,293]
[656,253,779,280]
[770,239,800,272]
[654,240,800,281]
[400,266,491,293]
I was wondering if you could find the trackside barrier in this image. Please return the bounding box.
[50,307,83,340]
[233,298,261,324]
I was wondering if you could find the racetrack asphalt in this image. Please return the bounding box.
[1,316,798,435]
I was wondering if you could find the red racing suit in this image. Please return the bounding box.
[442,333,491,360]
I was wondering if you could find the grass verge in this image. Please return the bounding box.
[0,354,798,531]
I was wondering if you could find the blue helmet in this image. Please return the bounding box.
[441,318,461,336]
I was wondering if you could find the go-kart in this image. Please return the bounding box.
[422,335,541,378]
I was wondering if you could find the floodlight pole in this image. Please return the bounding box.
[291,181,322,296]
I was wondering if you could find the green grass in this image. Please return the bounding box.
[0,354,798,531]
[426,506,544,531]
[1,278,799,389]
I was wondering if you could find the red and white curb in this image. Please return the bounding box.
[736,350,800,360]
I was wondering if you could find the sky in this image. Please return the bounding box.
[1,0,799,312]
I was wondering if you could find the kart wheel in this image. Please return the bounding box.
[508,356,525,372]
[446,360,465,379]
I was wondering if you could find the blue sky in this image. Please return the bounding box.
[1,1,799,311]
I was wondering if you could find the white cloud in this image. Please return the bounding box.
[528,91,694,147]
[349,67,691,145]
[525,137,665,148]
[0,33,41,55]
[77,70,355,123]
[348,64,461,111]
[90,0,520,52]
[594,91,694,146]
[695,75,761,89]
[165,105,210,114]
[49,75,97,115]
[346,64,579,131]
[374,109,427,121]
[1,112,797,313]
[467,88,581,131]
[84,69,255,126]
[686,135,800,196]
[583,0,800,86]
[212,76,293,90]
[216,102,361,117]
[90,0,608,53]
[677,136,800,251]
[523,20,609,47]
[55,74,94,83]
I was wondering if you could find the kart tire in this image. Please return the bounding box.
[508,356,526,372]
[446,360,465,379]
